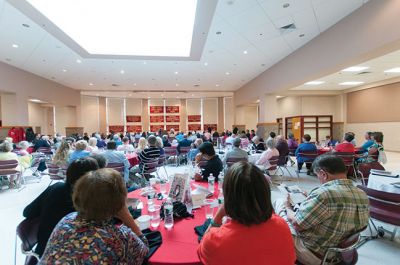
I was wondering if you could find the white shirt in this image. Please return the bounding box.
[256,148,279,169]
[117,144,134,152]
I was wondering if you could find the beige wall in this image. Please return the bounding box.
[0,62,81,127]
[81,95,100,134]
[235,105,258,131]
[203,98,218,126]
[107,98,124,126]
[28,102,48,134]
[224,97,234,131]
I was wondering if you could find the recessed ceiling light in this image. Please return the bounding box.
[29,99,42,103]
[339,81,364,86]
[276,95,283,98]
[133,83,137,86]
[89,83,94,86]
[27,0,197,57]
[22,23,30,28]
[215,84,220,87]
[174,71,179,75]
[204,62,208,66]
[243,50,248,54]
[62,69,67,72]
[76,59,82,63]
[120,70,125,74]
[384,67,400,73]
[256,99,260,103]
[176,83,179,87]
[12,44,18,48]
[304,81,325,85]
[143,61,147,64]
[283,3,290,8]
[225,72,230,75]
[342,66,369,72]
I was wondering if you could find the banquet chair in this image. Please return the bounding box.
[334,152,357,179]
[225,157,247,169]
[157,155,168,179]
[36,147,53,161]
[276,155,293,180]
[164,147,177,166]
[14,217,40,265]
[296,151,318,178]
[46,162,67,186]
[177,146,191,166]
[0,159,22,189]
[265,156,279,177]
[106,162,125,177]
[140,159,160,181]
[357,185,400,241]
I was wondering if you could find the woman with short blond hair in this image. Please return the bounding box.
[40,168,149,264]
[68,140,90,164]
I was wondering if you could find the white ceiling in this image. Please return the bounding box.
[291,49,400,91]
[0,0,368,95]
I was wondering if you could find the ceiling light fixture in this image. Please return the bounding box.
[339,81,364,86]
[120,70,125,74]
[133,83,137,86]
[143,61,147,64]
[12,44,19,48]
[304,81,325,85]
[204,62,208,66]
[384,67,400,73]
[62,69,67,72]
[174,71,179,75]
[342,66,369,72]
[225,72,230,75]
[29,99,42,103]
[89,83,94,86]
[76,59,82,63]
[215,84,220,87]
[243,50,248,54]
[26,0,198,57]
[176,83,179,87]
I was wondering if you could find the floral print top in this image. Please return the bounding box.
[40,212,149,265]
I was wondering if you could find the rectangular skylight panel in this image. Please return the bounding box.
[26,0,198,57]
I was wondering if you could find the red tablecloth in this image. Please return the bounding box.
[317,147,332,155]
[128,182,218,265]
[27,146,34,154]
[126,153,139,167]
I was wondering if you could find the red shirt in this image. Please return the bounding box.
[198,214,296,265]
[335,142,355,153]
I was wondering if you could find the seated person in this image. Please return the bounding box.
[334,132,355,153]
[175,132,184,142]
[225,127,239,145]
[117,137,134,152]
[95,134,107,149]
[68,140,90,164]
[275,155,369,265]
[23,158,99,257]
[162,135,171,147]
[113,134,123,146]
[325,135,337,147]
[155,136,165,155]
[53,141,71,167]
[223,138,248,164]
[40,168,149,264]
[198,162,295,264]
[87,137,99,153]
[177,134,192,154]
[188,138,203,161]
[251,136,265,153]
[195,142,223,181]
[102,141,130,183]
[135,137,148,154]
[275,135,289,158]
[33,135,51,151]
[0,141,21,188]
[188,131,197,142]
[295,134,317,175]
[239,133,250,148]
[360,132,385,164]
[256,139,279,170]
[267,131,276,142]
[348,132,356,146]
[358,131,374,153]
[287,133,298,152]
[17,141,32,170]
[131,136,161,182]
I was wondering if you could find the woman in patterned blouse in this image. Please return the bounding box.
[40,168,149,264]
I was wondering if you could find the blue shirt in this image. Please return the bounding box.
[295,142,317,163]
[175,134,184,142]
[188,148,200,161]
[68,150,90,164]
[102,150,130,182]
[361,140,374,152]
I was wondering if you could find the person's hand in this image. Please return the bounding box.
[284,194,292,209]
[213,205,226,226]
[115,205,142,236]
[195,153,202,163]
[194,173,203,181]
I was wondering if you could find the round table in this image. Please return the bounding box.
[126,153,139,168]
[128,182,218,265]
[248,153,262,164]
[367,172,400,194]
[317,147,332,155]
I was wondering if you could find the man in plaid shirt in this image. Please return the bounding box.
[275,154,369,265]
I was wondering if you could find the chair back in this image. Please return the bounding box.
[46,162,67,180]
[37,147,53,155]
[277,154,289,166]
[198,159,208,168]
[357,185,400,226]
[322,230,363,265]
[288,148,297,156]
[226,157,247,168]
[164,147,177,157]
[179,146,191,155]
[298,150,318,161]
[334,152,355,167]
[16,217,40,264]
[106,163,125,175]
[268,155,279,170]
[158,155,166,167]
[0,159,19,175]
[142,159,159,174]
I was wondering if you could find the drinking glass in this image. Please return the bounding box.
[148,205,161,229]
[204,199,216,219]
[160,181,167,194]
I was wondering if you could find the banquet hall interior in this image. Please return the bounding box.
[0,0,400,264]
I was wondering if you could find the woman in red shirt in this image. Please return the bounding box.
[335,132,355,153]
[198,162,295,265]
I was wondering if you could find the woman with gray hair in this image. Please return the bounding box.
[0,141,21,188]
[68,140,90,164]
[252,135,266,153]
[255,138,279,170]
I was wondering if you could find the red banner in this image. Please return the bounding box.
[166,106,179,113]
[187,115,201,122]
[149,106,164,114]
[188,124,201,131]
[150,125,164,132]
[203,124,217,131]
[166,115,180,122]
[109,125,124,133]
[166,124,180,131]
[126,115,141,122]
[150,115,164,123]
[126,125,142,132]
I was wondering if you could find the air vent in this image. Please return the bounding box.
[356,71,372,75]
[280,23,296,30]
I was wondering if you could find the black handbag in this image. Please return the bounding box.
[160,201,194,219]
